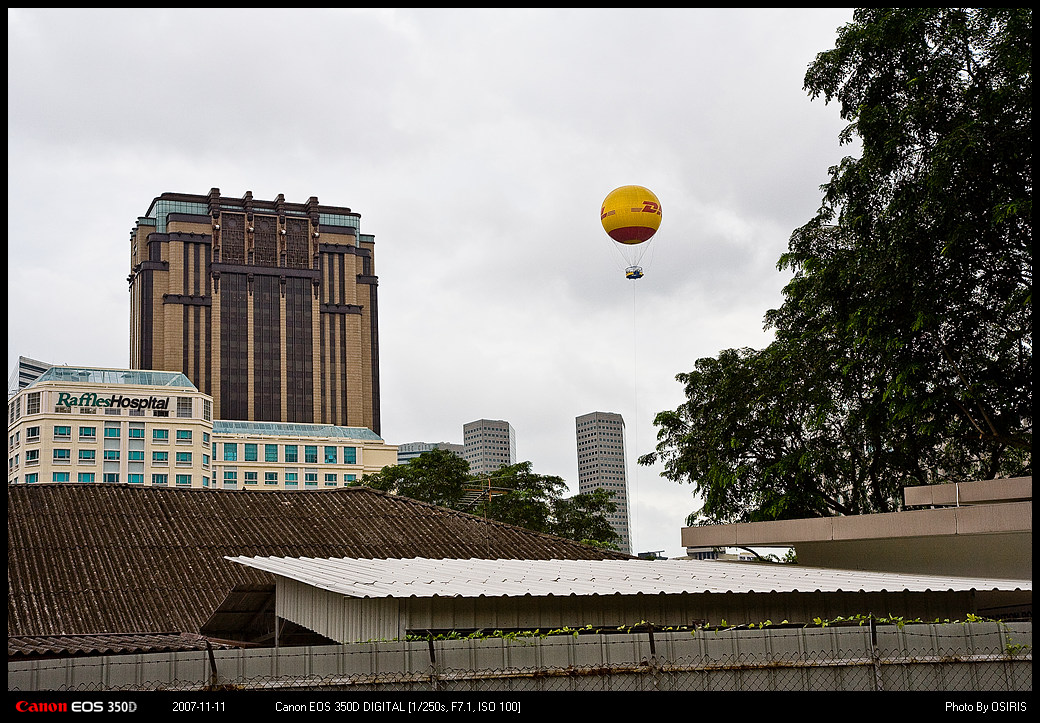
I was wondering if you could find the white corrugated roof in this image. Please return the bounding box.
[225,557,1032,599]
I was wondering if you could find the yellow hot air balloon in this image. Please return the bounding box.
[600,185,662,279]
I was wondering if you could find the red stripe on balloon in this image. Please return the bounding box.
[608,226,657,244]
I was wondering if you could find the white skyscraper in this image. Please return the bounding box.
[463,419,516,476]
[575,411,632,554]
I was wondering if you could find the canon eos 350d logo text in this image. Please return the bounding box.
[15,699,138,712]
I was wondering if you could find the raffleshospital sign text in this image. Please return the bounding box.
[55,392,170,410]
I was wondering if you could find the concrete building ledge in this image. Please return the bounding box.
[681,501,1031,548]
[680,478,1032,578]
[903,476,1031,508]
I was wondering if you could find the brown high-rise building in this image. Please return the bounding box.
[128,189,380,433]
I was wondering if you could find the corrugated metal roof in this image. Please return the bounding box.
[225,556,1033,598]
[8,485,630,640]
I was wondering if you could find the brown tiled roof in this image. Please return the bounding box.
[8,633,239,659]
[8,484,631,640]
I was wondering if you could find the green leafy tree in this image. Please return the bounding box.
[642,8,1031,524]
[360,447,471,508]
[550,489,621,548]
[479,461,567,535]
[362,455,622,548]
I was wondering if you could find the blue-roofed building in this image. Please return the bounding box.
[7,365,397,490]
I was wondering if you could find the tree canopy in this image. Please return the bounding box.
[641,8,1031,525]
[360,452,621,549]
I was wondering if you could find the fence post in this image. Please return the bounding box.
[869,615,884,692]
[206,641,220,689]
[645,624,662,690]
[427,635,440,691]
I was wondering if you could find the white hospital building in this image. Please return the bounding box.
[7,365,397,489]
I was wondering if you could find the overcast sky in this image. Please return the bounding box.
[8,8,854,558]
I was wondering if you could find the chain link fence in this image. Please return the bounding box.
[9,622,1031,693]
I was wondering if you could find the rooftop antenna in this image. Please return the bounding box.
[461,476,513,557]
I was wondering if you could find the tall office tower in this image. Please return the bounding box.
[575,411,632,554]
[462,419,516,476]
[128,189,380,433]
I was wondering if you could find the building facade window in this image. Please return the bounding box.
[265,444,278,462]
[177,397,193,418]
